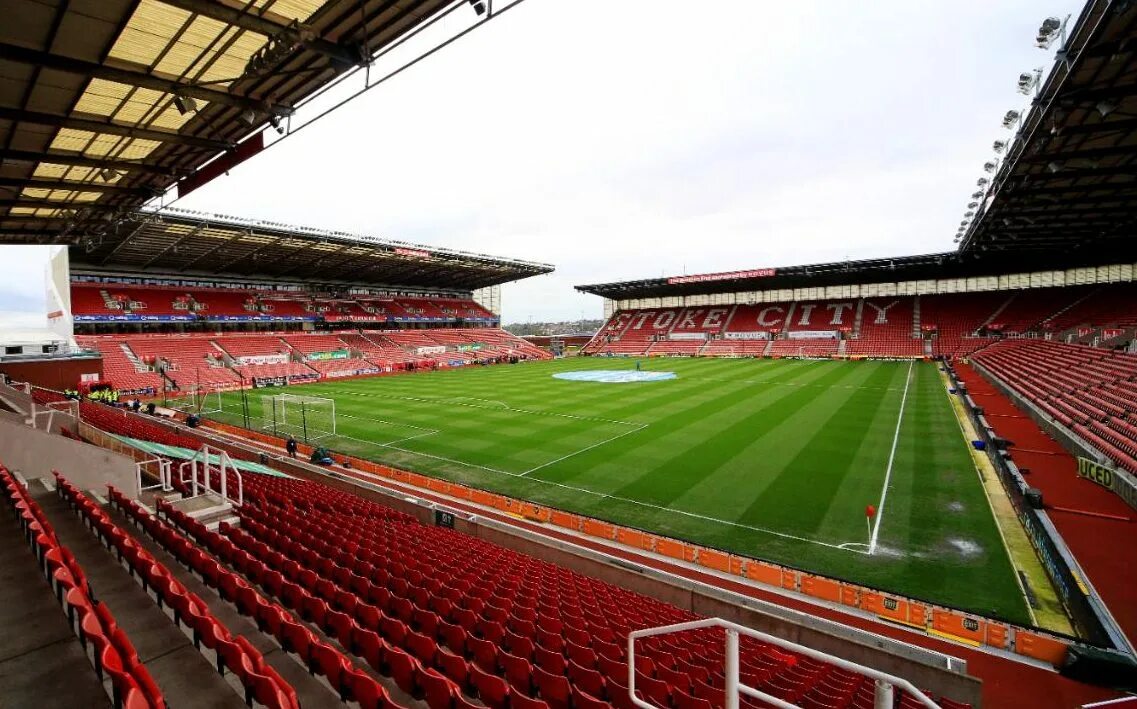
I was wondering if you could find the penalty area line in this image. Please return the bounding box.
[869,359,914,555]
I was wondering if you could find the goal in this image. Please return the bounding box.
[260,394,336,442]
[168,387,223,415]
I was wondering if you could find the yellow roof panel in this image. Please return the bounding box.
[108,0,193,68]
[254,0,325,22]
[21,188,103,202]
[9,208,72,217]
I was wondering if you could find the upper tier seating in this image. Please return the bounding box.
[971,340,1137,472]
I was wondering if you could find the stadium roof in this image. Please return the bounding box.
[959,0,1137,256]
[575,249,1124,301]
[70,208,554,290]
[580,0,1137,302]
[0,0,455,242]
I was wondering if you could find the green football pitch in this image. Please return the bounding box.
[214,357,1030,624]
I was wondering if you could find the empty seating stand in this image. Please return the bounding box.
[972,340,1137,472]
[53,473,300,708]
[1,464,162,708]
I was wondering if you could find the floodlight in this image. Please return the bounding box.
[983,161,997,173]
[1047,161,1062,173]
[964,211,975,218]
[1002,110,1021,128]
[173,95,198,115]
[240,109,258,126]
[1017,70,1041,96]
[1036,17,1063,49]
[268,114,285,135]
[993,140,1007,153]
[1096,100,1118,117]
[967,202,978,209]
[468,0,486,15]
[977,177,989,186]
[98,168,118,182]
[971,191,984,199]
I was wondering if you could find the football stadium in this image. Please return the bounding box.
[0,1,1136,708]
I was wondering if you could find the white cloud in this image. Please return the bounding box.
[0,0,1083,322]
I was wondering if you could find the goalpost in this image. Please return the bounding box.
[260,394,336,442]
[168,387,223,415]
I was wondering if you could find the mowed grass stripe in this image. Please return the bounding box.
[739,363,904,538]
[215,358,1031,625]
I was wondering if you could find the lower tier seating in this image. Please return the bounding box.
[2,464,162,708]
[971,340,1137,472]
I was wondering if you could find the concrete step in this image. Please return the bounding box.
[0,508,112,708]
[105,505,345,709]
[30,484,248,709]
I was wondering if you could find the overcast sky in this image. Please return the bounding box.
[0,0,1083,325]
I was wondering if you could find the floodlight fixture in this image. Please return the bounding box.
[173,95,198,115]
[1002,110,1021,129]
[1096,100,1118,117]
[972,191,984,199]
[967,202,979,209]
[240,109,258,126]
[268,114,285,135]
[983,161,997,173]
[1017,69,1042,96]
[97,168,121,182]
[965,211,975,218]
[1036,16,1065,50]
[1047,161,1062,173]
[993,140,1007,153]
[468,0,486,15]
[976,177,989,187]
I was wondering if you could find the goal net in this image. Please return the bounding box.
[168,387,223,415]
[260,394,336,442]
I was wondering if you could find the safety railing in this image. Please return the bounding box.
[628,618,940,709]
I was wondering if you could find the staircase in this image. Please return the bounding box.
[762,338,775,357]
[852,299,865,339]
[119,342,149,373]
[837,339,848,356]
[980,292,1017,333]
[911,296,922,338]
[1042,287,1100,331]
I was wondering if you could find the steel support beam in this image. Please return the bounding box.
[0,148,182,177]
[0,42,291,116]
[0,177,156,197]
[0,107,231,151]
[157,0,362,67]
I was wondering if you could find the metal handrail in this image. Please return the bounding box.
[628,618,941,709]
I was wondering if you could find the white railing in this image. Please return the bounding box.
[628,618,941,709]
[136,457,172,494]
[178,444,243,507]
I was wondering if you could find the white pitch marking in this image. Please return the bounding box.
[869,359,914,555]
[518,423,649,477]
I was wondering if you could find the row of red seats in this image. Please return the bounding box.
[158,498,490,709]
[229,499,820,709]
[109,487,406,709]
[54,473,299,709]
[972,340,1137,472]
[1,465,161,708]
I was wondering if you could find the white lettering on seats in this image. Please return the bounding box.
[630,312,653,330]
[866,300,900,324]
[797,303,816,326]
[757,306,784,327]
[826,302,854,325]
[704,308,728,329]
[653,311,677,329]
[676,309,701,329]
